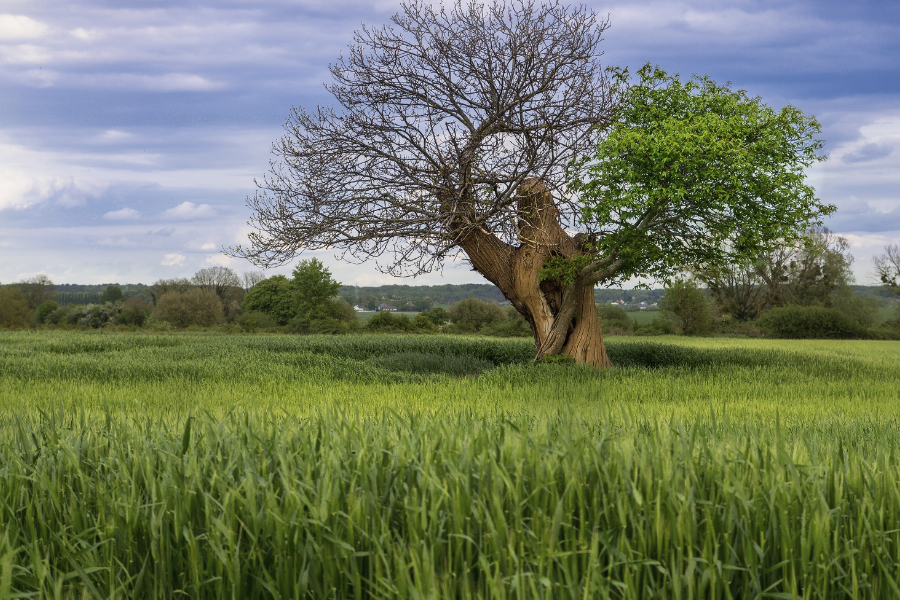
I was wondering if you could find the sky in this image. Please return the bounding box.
[1,0,898,288]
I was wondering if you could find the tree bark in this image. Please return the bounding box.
[457,179,612,368]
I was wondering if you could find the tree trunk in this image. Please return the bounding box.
[457,179,613,368]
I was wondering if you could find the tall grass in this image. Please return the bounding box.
[1,331,900,598]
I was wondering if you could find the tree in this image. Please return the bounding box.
[100,285,124,304]
[192,267,241,303]
[233,0,829,367]
[19,274,56,309]
[292,258,341,323]
[755,228,853,309]
[874,244,900,294]
[241,275,296,325]
[242,271,266,293]
[0,285,33,329]
[659,279,712,335]
[153,288,225,328]
[694,260,766,321]
[149,278,192,306]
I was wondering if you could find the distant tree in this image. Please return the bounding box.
[116,297,152,327]
[100,285,124,304]
[0,285,34,329]
[873,244,900,294]
[448,298,507,333]
[779,228,853,308]
[694,261,766,321]
[149,278,192,306]
[292,258,341,324]
[241,275,296,325]
[660,279,712,335]
[419,307,450,326]
[35,300,59,324]
[153,288,224,328]
[411,298,433,312]
[192,266,242,304]
[242,270,266,293]
[18,274,56,309]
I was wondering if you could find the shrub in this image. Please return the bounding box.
[236,311,278,332]
[116,298,151,327]
[482,306,532,337]
[597,304,632,335]
[45,304,79,327]
[153,288,225,328]
[365,311,417,333]
[0,285,33,329]
[633,317,678,336]
[35,300,59,324]
[757,305,867,339]
[419,307,450,327]
[448,298,507,333]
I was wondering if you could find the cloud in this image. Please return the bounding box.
[825,203,900,234]
[161,201,216,220]
[205,254,234,266]
[102,207,140,220]
[0,15,49,40]
[0,170,105,210]
[843,143,894,164]
[161,253,185,266]
[201,242,216,250]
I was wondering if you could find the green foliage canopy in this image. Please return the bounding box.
[241,275,296,325]
[562,65,833,286]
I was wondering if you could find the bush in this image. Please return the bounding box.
[153,288,225,328]
[116,298,151,327]
[45,304,78,327]
[0,285,33,329]
[419,307,450,327]
[832,294,881,328]
[35,300,59,324]
[365,311,418,333]
[597,304,632,335]
[448,298,507,333]
[236,311,278,332]
[633,317,678,336]
[481,306,532,337]
[757,305,867,339]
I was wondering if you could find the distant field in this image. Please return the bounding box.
[1,331,899,598]
[628,308,660,324]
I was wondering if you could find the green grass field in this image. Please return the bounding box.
[1,331,899,598]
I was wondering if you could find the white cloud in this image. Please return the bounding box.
[0,169,105,210]
[70,27,98,41]
[162,201,216,220]
[161,253,185,266]
[201,242,216,250]
[0,15,49,40]
[102,207,140,220]
[205,254,234,266]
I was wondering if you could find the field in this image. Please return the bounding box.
[1,331,900,598]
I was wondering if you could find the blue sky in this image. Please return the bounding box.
[1,0,898,287]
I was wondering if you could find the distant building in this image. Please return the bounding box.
[377,303,398,312]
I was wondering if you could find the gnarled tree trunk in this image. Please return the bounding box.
[458,180,612,368]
